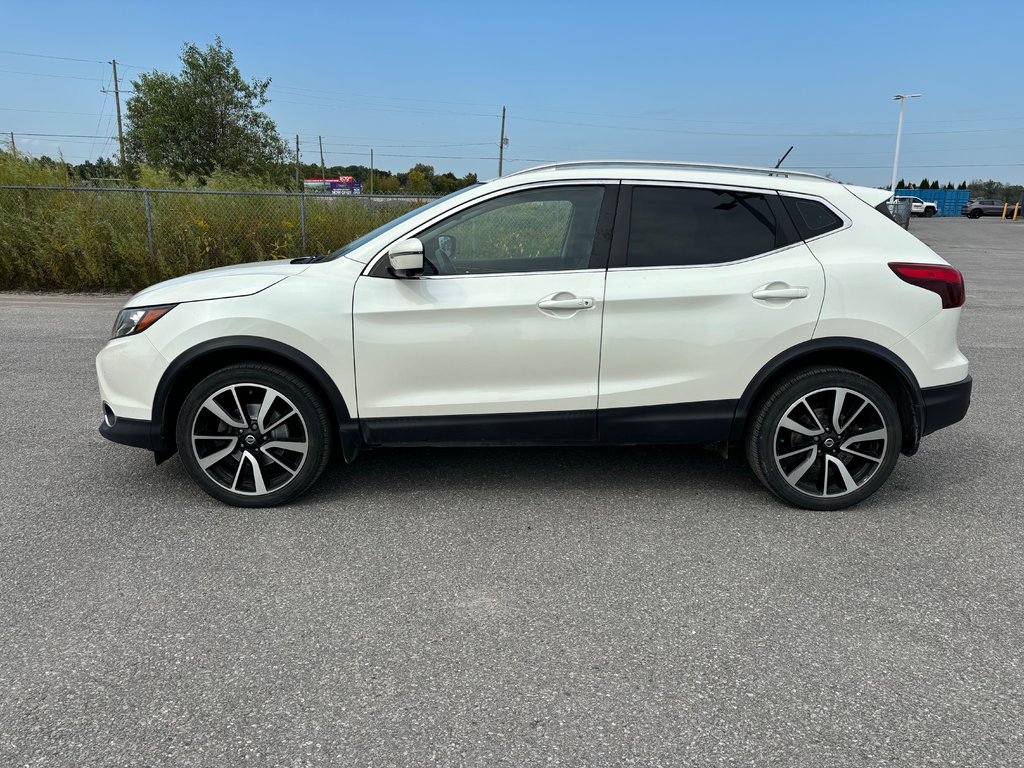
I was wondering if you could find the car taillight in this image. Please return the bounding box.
[889,263,965,308]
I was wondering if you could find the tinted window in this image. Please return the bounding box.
[626,187,780,268]
[415,186,604,275]
[781,196,844,240]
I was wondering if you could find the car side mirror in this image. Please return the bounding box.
[387,238,424,277]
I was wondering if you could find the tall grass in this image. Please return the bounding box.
[0,152,420,292]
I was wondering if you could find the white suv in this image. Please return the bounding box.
[894,195,938,217]
[96,161,971,510]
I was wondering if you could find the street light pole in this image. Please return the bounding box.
[889,93,921,198]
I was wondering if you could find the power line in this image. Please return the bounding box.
[0,107,105,116]
[512,114,1024,138]
[272,83,501,110]
[89,76,112,160]
[98,110,116,158]
[315,140,494,150]
[5,132,114,138]
[290,132,494,144]
[793,163,1024,170]
[271,81,1024,128]
[4,46,1024,132]
[270,96,496,120]
[505,103,1024,128]
[0,49,146,69]
[508,142,1024,159]
[5,136,111,147]
[320,149,499,161]
[0,49,107,65]
[0,68,106,82]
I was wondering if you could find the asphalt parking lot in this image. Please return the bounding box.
[1,216,1022,767]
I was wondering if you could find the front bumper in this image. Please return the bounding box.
[920,375,972,436]
[99,415,162,450]
[99,411,174,460]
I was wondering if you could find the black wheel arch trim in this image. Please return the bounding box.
[151,335,357,459]
[730,337,925,444]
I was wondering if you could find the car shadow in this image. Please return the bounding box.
[311,443,759,500]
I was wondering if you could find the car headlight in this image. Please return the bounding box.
[111,305,175,339]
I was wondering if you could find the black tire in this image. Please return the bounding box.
[969,209,983,219]
[924,207,936,217]
[745,367,901,511]
[175,363,333,507]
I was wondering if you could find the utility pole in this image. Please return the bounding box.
[9,132,14,156]
[370,148,374,195]
[110,59,126,167]
[498,106,508,177]
[318,135,326,180]
[295,134,301,192]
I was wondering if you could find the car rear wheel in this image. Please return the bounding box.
[746,367,901,510]
[175,363,333,507]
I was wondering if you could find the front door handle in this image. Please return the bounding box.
[752,285,809,300]
[537,296,595,311]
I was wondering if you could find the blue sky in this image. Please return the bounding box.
[2,0,1022,186]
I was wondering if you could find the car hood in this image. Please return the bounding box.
[124,260,310,308]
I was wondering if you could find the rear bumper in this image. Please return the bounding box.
[920,375,972,436]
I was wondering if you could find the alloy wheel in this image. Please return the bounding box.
[190,383,309,496]
[772,386,888,499]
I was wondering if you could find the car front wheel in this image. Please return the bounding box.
[746,367,902,510]
[175,363,333,507]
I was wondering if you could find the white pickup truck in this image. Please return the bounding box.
[895,196,938,217]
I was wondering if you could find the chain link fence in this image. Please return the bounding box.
[0,186,428,291]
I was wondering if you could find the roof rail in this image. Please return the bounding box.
[504,160,835,182]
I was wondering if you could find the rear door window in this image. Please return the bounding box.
[624,186,783,268]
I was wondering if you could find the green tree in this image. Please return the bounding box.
[75,156,122,184]
[124,37,285,182]
[376,175,401,194]
[896,178,906,189]
[410,163,435,180]
[931,180,940,189]
[919,178,930,190]
[406,170,432,194]
[433,171,459,195]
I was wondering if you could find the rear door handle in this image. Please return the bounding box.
[537,296,595,311]
[751,285,809,300]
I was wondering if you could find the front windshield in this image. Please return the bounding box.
[315,185,482,263]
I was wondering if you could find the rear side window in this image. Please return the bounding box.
[781,196,844,239]
[626,187,781,267]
